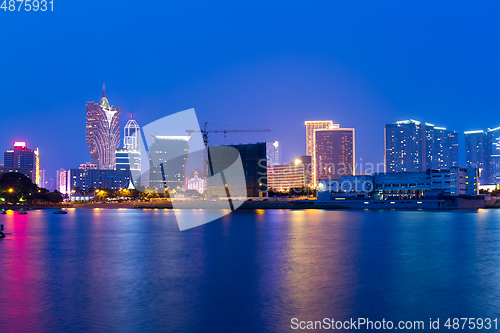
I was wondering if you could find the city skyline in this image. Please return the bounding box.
[2,2,499,179]
[2,3,500,331]
[2,108,499,188]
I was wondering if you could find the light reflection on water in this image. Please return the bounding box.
[0,209,500,332]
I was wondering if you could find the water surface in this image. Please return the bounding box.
[0,209,499,332]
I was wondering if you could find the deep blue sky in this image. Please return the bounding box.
[1,1,499,179]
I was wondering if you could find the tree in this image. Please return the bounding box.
[0,173,63,204]
[0,172,38,203]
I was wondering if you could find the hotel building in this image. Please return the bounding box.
[86,85,121,170]
[313,126,355,184]
[305,121,337,185]
[267,155,312,191]
[385,120,458,173]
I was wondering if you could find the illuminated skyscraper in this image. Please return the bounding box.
[305,120,338,186]
[116,116,141,186]
[314,127,355,182]
[124,116,140,150]
[266,141,282,166]
[1,141,40,185]
[86,84,121,170]
[465,130,488,183]
[427,125,459,170]
[488,127,500,184]
[464,126,500,184]
[56,168,68,194]
[385,120,458,173]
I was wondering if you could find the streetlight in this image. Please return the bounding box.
[8,188,13,193]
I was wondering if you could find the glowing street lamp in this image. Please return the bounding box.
[8,188,13,193]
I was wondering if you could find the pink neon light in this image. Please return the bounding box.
[13,142,26,147]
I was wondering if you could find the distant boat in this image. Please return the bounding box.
[18,210,27,215]
[53,210,67,215]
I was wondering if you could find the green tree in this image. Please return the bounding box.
[0,172,38,203]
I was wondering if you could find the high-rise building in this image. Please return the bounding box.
[464,126,500,184]
[124,116,140,150]
[465,130,488,183]
[149,136,190,193]
[40,168,46,189]
[487,127,500,184]
[430,126,459,170]
[266,141,282,166]
[86,84,121,170]
[305,121,338,185]
[1,141,40,185]
[116,116,141,186]
[206,142,267,198]
[314,127,355,182]
[385,120,458,173]
[56,168,68,194]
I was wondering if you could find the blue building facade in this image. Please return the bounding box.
[68,169,133,192]
[385,120,458,173]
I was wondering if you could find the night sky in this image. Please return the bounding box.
[1,1,499,180]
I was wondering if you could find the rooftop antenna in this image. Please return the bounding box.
[102,83,106,97]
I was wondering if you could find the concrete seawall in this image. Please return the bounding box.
[0,197,486,210]
[314,197,485,209]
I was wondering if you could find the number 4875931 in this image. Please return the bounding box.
[1,0,54,11]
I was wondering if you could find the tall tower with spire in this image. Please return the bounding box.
[85,84,121,170]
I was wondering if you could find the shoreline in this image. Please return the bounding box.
[0,200,493,210]
[0,202,348,210]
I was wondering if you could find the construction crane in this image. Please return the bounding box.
[186,122,271,179]
[186,122,271,147]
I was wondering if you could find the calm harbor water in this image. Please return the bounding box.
[1,208,500,332]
